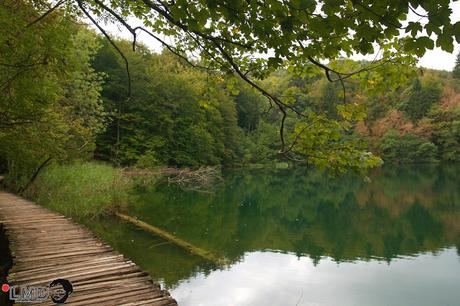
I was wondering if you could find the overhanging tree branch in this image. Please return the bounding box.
[141,0,254,49]
[26,0,66,28]
[77,0,132,96]
[72,0,417,158]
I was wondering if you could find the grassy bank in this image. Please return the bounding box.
[21,161,224,219]
[25,162,131,219]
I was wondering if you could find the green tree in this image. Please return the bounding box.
[233,85,264,132]
[321,83,341,118]
[432,120,460,162]
[0,0,105,189]
[400,78,441,121]
[75,0,459,173]
[426,77,460,162]
[454,51,460,79]
[93,41,243,167]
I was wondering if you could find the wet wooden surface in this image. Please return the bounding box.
[0,191,177,305]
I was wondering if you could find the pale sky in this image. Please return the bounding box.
[97,1,460,71]
[389,1,459,71]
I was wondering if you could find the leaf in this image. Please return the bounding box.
[436,33,454,53]
[453,21,460,43]
[291,0,315,10]
[267,57,283,69]
[406,21,422,36]
[416,36,434,50]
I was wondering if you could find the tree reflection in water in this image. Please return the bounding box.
[86,164,460,288]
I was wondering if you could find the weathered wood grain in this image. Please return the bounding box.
[0,191,178,305]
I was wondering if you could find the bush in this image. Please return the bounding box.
[25,162,131,219]
[135,151,162,168]
[378,130,438,163]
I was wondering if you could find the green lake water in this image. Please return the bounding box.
[86,165,460,306]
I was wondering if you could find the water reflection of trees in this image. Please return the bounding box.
[135,165,460,264]
[94,165,460,287]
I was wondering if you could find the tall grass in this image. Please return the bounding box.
[25,162,131,219]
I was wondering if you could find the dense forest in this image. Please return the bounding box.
[1,2,460,304]
[1,0,460,190]
[93,40,460,168]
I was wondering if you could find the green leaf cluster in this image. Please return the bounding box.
[0,0,105,188]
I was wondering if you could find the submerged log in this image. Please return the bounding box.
[115,212,224,265]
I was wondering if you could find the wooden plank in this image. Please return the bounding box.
[66,287,160,305]
[13,240,105,252]
[11,258,130,280]
[14,248,114,263]
[0,191,177,305]
[11,255,125,277]
[13,244,111,257]
[118,295,178,306]
[11,253,124,271]
[8,234,96,244]
[73,271,153,287]
[74,278,153,292]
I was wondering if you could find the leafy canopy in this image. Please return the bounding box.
[59,0,460,173]
[80,0,460,74]
[0,0,105,189]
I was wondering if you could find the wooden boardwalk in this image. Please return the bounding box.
[0,191,178,305]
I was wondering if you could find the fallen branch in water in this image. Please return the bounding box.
[166,166,223,192]
[122,166,223,192]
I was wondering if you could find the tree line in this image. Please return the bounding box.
[93,40,460,167]
[1,0,460,190]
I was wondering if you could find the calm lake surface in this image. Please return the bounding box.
[87,165,460,306]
